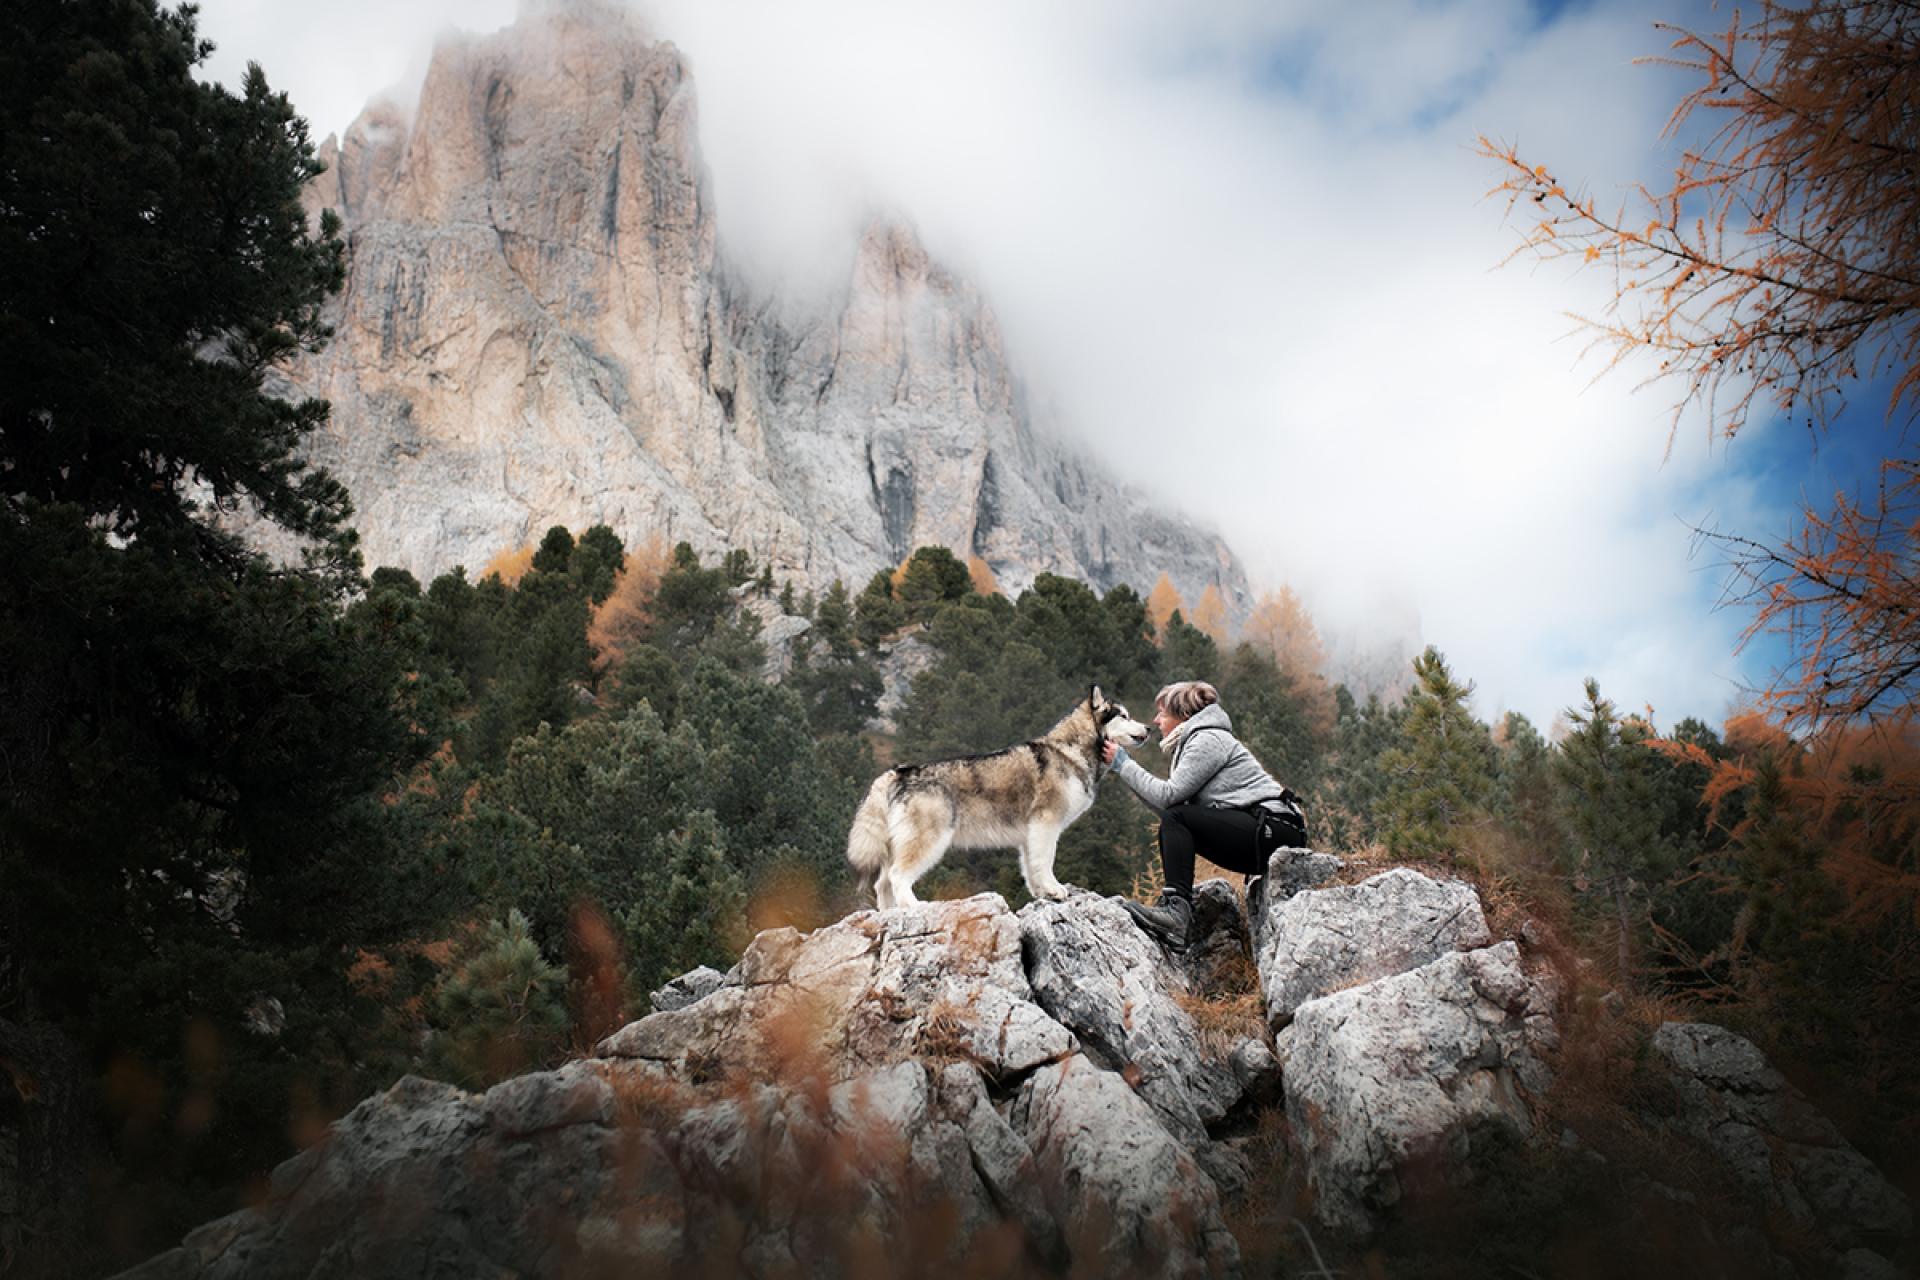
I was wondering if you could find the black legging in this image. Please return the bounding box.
[1158,804,1300,894]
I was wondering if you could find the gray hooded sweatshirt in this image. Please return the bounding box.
[1112,703,1298,818]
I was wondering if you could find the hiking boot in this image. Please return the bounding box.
[1123,888,1193,951]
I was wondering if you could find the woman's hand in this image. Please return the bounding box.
[1101,741,1118,765]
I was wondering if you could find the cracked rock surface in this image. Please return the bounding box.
[1015,1055,1241,1279]
[1019,892,1240,1144]
[117,860,1915,1272]
[121,894,1244,1279]
[601,893,1073,1084]
[1275,941,1558,1236]
[1652,1021,1912,1255]
[1255,867,1491,1030]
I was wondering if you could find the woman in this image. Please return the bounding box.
[1101,680,1306,948]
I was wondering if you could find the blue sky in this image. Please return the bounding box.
[190,0,1907,731]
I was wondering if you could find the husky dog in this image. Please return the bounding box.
[847,686,1152,909]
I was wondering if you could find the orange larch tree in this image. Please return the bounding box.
[1241,585,1338,734]
[1479,1,1920,445]
[1145,572,1186,642]
[1492,8,1920,1126]
[587,532,671,674]
[1482,0,1920,731]
[480,543,535,586]
[1190,584,1229,644]
[965,555,1002,597]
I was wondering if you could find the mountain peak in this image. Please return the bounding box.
[269,6,1246,609]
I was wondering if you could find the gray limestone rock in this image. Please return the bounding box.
[646,963,726,1013]
[121,883,1265,1279]
[1266,847,1345,900]
[1844,1248,1904,1280]
[1256,866,1491,1030]
[117,1067,619,1279]
[867,631,937,734]
[1246,849,1342,941]
[1019,893,1239,1147]
[600,894,1076,1084]
[1227,1037,1283,1110]
[1651,1021,1912,1253]
[1013,1055,1242,1278]
[119,1055,1069,1280]
[729,588,812,682]
[1276,941,1557,1236]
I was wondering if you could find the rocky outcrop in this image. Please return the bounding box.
[1276,942,1558,1235]
[600,894,1074,1085]
[126,892,1247,1279]
[1651,1022,1912,1258]
[1014,1057,1240,1276]
[269,2,1246,612]
[124,863,1917,1275]
[1255,866,1491,1029]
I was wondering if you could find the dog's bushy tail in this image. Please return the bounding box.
[846,772,895,903]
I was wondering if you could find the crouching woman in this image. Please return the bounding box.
[1101,680,1306,949]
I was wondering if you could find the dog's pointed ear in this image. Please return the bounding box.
[1089,683,1106,710]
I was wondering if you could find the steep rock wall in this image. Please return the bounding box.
[275,2,1245,607]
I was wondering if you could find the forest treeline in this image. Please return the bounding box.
[18,514,1920,1271]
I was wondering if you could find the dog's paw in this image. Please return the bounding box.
[1039,882,1073,902]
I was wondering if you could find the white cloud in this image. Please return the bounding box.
[188,0,1782,728]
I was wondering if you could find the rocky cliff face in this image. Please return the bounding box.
[119,855,1913,1278]
[273,2,1245,606]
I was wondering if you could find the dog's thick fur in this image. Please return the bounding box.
[847,686,1150,908]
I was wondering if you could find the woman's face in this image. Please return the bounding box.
[1152,704,1184,739]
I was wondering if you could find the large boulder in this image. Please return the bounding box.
[123,892,1256,1278]
[632,1058,1060,1275]
[1256,867,1491,1029]
[1019,892,1239,1145]
[121,1058,1067,1279]
[1276,941,1557,1236]
[1247,848,1342,939]
[1013,1055,1241,1279]
[1264,847,1345,901]
[1651,1022,1911,1254]
[119,1067,621,1279]
[600,893,1075,1083]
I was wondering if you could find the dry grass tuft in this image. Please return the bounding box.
[1172,987,1266,1063]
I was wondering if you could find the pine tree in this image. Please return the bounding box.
[426,910,570,1089]
[789,578,882,736]
[1160,611,1221,685]
[1314,686,1407,850]
[855,569,905,648]
[0,2,437,1251]
[1493,711,1565,857]
[1376,648,1495,860]
[622,812,748,992]
[1553,679,1673,980]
